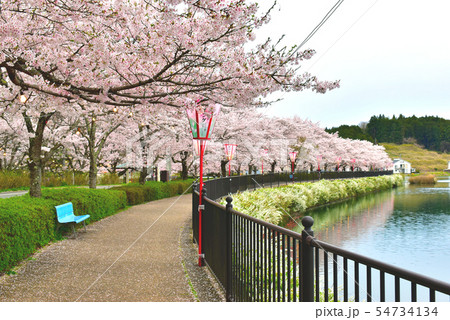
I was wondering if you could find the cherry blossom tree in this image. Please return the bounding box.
[1,1,339,108]
[1,0,342,196]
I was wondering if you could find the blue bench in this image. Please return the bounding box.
[55,202,90,235]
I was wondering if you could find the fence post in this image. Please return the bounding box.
[226,196,234,301]
[301,216,315,302]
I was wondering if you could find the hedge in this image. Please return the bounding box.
[110,179,193,205]
[0,179,193,274]
[0,188,127,273]
[223,175,404,226]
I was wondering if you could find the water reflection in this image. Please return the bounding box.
[289,190,395,247]
[288,177,450,301]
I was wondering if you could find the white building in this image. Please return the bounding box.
[393,159,413,174]
[445,161,450,172]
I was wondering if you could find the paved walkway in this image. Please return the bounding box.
[0,194,223,302]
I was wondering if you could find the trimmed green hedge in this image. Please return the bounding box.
[0,189,127,273]
[110,179,193,205]
[0,197,57,273]
[0,179,193,274]
[223,175,404,226]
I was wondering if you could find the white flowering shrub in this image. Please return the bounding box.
[222,175,403,226]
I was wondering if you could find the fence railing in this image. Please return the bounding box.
[192,171,450,302]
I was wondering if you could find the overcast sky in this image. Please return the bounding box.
[253,0,450,128]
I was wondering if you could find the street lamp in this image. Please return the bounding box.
[186,101,221,266]
[289,151,298,175]
[336,156,342,171]
[317,154,322,172]
[260,149,268,174]
[224,144,237,176]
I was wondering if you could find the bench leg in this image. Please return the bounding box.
[83,220,87,232]
[71,224,76,237]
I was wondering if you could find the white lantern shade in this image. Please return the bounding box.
[193,139,208,157]
[224,144,237,161]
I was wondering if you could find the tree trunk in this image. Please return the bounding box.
[23,111,53,198]
[172,151,189,180]
[221,160,228,177]
[138,125,149,185]
[139,167,148,185]
[270,160,276,173]
[89,155,97,188]
[181,157,188,180]
[87,116,98,189]
[28,160,42,198]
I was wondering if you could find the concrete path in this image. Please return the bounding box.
[0,194,223,302]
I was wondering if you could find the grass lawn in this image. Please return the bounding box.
[381,143,449,173]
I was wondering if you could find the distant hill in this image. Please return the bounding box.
[326,115,449,153]
[381,143,449,173]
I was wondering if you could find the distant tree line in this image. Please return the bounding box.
[326,115,450,153]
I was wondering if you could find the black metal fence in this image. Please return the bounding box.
[192,171,450,302]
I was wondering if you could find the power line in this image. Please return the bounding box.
[260,0,378,118]
[288,0,345,60]
[298,0,344,50]
[306,0,379,72]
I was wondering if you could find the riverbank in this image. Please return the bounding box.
[225,175,403,226]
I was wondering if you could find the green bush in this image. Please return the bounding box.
[0,179,194,274]
[0,170,89,191]
[111,179,194,206]
[223,175,404,225]
[0,170,30,190]
[0,197,58,273]
[98,173,121,185]
[111,186,147,205]
[0,188,127,274]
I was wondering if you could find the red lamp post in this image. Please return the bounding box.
[317,155,322,172]
[260,149,268,174]
[336,156,342,171]
[224,144,237,176]
[186,102,221,266]
[289,151,298,173]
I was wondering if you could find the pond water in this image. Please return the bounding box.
[288,176,450,301]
